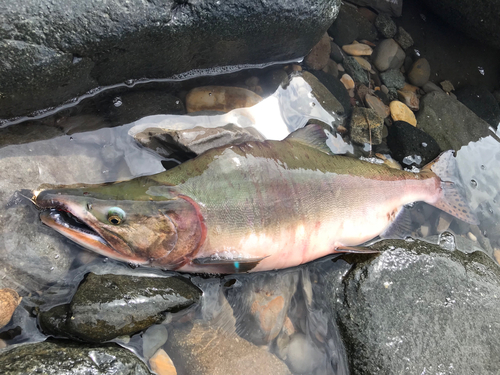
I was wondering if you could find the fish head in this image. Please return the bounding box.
[33,181,206,269]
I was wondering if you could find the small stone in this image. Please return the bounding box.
[375,13,397,38]
[437,213,453,232]
[340,74,355,90]
[397,90,419,111]
[304,32,331,70]
[365,93,390,118]
[494,249,500,264]
[380,69,406,90]
[343,56,369,85]
[342,43,373,56]
[149,349,177,375]
[390,101,417,126]
[353,56,372,71]
[422,81,444,94]
[357,84,370,102]
[0,288,21,328]
[186,86,262,113]
[322,59,339,77]
[337,63,345,72]
[408,58,431,87]
[372,38,405,72]
[440,80,455,93]
[394,26,414,49]
[468,232,478,242]
[350,107,384,145]
[285,333,324,374]
[330,41,345,63]
[420,225,431,237]
[402,83,419,93]
[381,85,389,95]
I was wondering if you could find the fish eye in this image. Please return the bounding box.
[107,207,126,225]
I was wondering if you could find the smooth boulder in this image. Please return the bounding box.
[326,239,500,374]
[0,0,341,119]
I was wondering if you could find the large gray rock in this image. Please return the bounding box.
[326,239,500,374]
[347,0,403,17]
[421,0,500,50]
[0,340,152,374]
[0,0,340,119]
[416,91,491,151]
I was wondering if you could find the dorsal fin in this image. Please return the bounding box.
[285,124,332,154]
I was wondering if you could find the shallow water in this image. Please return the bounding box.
[1,11,500,374]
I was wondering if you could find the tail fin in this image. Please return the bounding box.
[423,150,479,225]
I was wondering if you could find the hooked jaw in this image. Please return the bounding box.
[34,190,148,266]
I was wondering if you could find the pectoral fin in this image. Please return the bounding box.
[334,246,379,254]
[192,256,268,273]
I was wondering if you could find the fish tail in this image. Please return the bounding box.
[423,150,479,225]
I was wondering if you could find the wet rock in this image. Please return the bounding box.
[350,107,384,145]
[330,41,345,63]
[0,289,21,329]
[422,81,444,94]
[225,272,298,346]
[150,349,177,375]
[372,39,405,72]
[342,43,373,56]
[421,0,500,50]
[284,333,324,374]
[39,273,201,342]
[348,0,403,17]
[340,74,355,90]
[365,94,390,119]
[390,100,416,126]
[416,91,491,151]
[379,69,406,90]
[328,4,377,46]
[0,340,152,374]
[374,13,397,39]
[353,56,372,71]
[142,324,169,359]
[0,0,341,119]
[326,239,500,374]
[408,58,431,87]
[455,86,500,129]
[304,33,332,71]
[343,56,369,86]
[386,121,441,168]
[166,322,292,375]
[394,26,414,50]
[186,86,262,113]
[310,70,352,118]
[322,59,339,78]
[397,90,419,111]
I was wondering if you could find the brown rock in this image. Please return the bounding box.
[304,33,331,70]
[401,83,419,93]
[353,56,372,71]
[440,80,455,93]
[408,58,431,87]
[342,43,373,56]
[186,86,262,113]
[397,90,419,111]
[322,59,339,77]
[340,74,355,90]
[0,288,21,328]
[365,94,390,118]
[350,107,384,145]
[390,100,417,125]
[149,349,177,375]
[166,323,292,375]
[357,84,370,102]
[357,7,377,23]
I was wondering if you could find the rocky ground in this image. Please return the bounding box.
[1,0,500,374]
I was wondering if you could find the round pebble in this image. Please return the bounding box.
[340,74,355,90]
[342,43,373,56]
[408,58,431,87]
[372,38,405,72]
[149,349,177,375]
[390,100,417,126]
[0,288,21,328]
[353,56,372,71]
[285,333,323,374]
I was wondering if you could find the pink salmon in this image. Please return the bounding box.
[33,125,478,273]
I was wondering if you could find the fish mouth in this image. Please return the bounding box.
[36,193,147,265]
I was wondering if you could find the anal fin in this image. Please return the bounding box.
[192,256,267,274]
